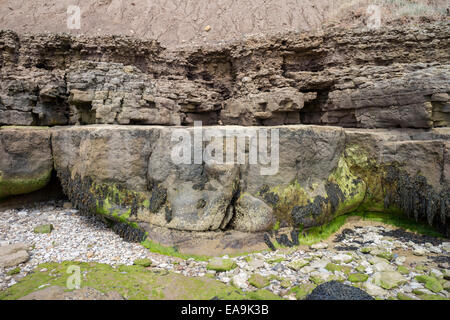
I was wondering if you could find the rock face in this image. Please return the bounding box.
[305,281,374,300]
[1,23,449,127]
[0,22,449,242]
[49,125,450,236]
[0,127,53,199]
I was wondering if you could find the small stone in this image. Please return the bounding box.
[355,265,366,273]
[33,224,54,234]
[325,263,351,275]
[63,202,72,209]
[267,256,284,264]
[415,275,443,293]
[232,272,248,289]
[348,273,369,283]
[373,271,407,290]
[360,247,373,254]
[331,253,353,264]
[429,268,443,279]
[375,251,394,261]
[413,248,426,256]
[397,292,418,300]
[133,258,152,267]
[248,274,269,289]
[291,282,316,300]
[248,259,264,269]
[373,261,395,272]
[311,243,328,250]
[287,259,309,271]
[364,282,387,297]
[309,273,328,285]
[7,267,21,275]
[204,25,211,32]
[394,256,406,265]
[206,258,237,272]
[397,265,409,275]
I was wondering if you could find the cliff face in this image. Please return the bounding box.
[0,22,449,240]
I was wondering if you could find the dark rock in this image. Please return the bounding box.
[305,281,374,300]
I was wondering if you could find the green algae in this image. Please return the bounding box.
[348,273,369,283]
[0,261,281,300]
[290,282,316,300]
[140,238,209,262]
[415,275,444,293]
[0,169,52,199]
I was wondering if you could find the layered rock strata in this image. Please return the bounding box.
[0,22,449,243]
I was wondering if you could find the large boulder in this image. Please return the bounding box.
[51,125,449,235]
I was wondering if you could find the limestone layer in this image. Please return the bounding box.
[0,22,449,128]
[1,125,448,236]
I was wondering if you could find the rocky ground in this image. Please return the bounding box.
[0,201,449,300]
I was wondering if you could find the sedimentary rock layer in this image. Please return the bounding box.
[1,22,449,128]
[1,125,448,236]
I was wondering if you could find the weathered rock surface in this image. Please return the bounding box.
[0,127,53,199]
[1,22,449,127]
[0,243,30,268]
[47,125,450,236]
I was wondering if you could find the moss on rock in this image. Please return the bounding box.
[0,169,52,199]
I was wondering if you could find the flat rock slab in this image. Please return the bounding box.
[0,243,30,268]
[19,286,124,300]
[306,281,374,300]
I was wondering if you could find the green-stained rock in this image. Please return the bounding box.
[248,274,269,289]
[0,169,52,199]
[287,259,309,271]
[356,265,366,273]
[291,283,316,300]
[375,251,394,261]
[415,275,443,293]
[360,247,373,254]
[206,258,237,272]
[310,275,326,285]
[33,224,54,234]
[397,292,415,300]
[280,278,292,288]
[397,265,409,275]
[7,267,21,276]
[325,263,351,275]
[373,271,406,290]
[133,259,152,267]
[267,256,284,264]
[348,273,369,283]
